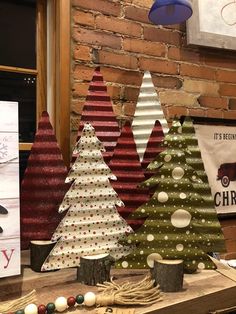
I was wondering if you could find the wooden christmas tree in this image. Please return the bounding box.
[109,121,150,230]
[182,116,225,253]
[116,119,225,273]
[0,204,8,233]
[42,123,133,273]
[132,71,168,162]
[72,67,120,163]
[20,111,69,249]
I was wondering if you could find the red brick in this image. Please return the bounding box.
[96,15,142,37]
[132,0,153,8]
[166,106,189,118]
[123,102,136,117]
[98,50,138,69]
[71,100,84,115]
[204,53,236,70]
[72,0,121,17]
[102,67,142,86]
[151,75,182,89]
[180,64,216,80]
[198,96,228,110]
[73,65,95,81]
[139,57,178,75]
[112,103,122,117]
[124,6,150,24]
[223,110,236,120]
[206,108,224,119]
[72,82,89,97]
[73,27,122,50]
[73,45,91,61]
[229,99,236,110]
[124,87,140,101]
[107,85,122,100]
[216,69,236,83]
[123,38,166,57]
[220,84,236,97]
[144,26,182,46]
[73,9,95,27]
[168,47,200,63]
[188,108,207,118]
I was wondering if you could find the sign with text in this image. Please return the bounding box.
[195,124,236,215]
[0,101,20,278]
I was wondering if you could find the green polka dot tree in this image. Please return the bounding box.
[116,119,225,273]
[42,122,133,271]
[182,116,225,253]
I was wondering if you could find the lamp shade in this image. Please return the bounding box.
[148,0,193,25]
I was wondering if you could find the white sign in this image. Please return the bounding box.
[0,101,20,278]
[195,124,236,215]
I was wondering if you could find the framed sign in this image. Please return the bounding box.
[187,0,236,50]
[190,116,236,216]
[0,101,20,278]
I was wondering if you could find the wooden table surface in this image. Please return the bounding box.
[1,251,236,314]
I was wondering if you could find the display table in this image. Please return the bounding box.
[1,251,236,314]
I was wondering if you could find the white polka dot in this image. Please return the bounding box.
[122,261,129,268]
[164,235,168,240]
[171,209,192,228]
[180,193,186,199]
[147,234,154,241]
[147,253,163,268]
[202,219,205,223]
[178,126,182,134]
[192,175,197,181]
[176,244,184,251]
[161,175,165,179]
[158,192,169,203]
[141,209,145,213]
[164,154,172,162]
[192,260,196,264]
[172,167,185,180]
[140,250,144,255]
[198,262,205,270]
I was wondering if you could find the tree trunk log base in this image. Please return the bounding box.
[77,254,114,286]
[152,259,184,292]
[30,240,56,272]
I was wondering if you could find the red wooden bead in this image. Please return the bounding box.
[67,296,76,307]
[38,304,47,314]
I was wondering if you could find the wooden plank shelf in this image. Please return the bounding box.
[1,251,236,314]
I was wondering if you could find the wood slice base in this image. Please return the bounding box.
[77,254,114,286]
[152,259,184,292]
[30,240,56,272]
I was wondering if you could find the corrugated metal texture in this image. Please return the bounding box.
[132,71,169,162]
[20,111,69,250]
[109,121,150,230]
[42,123,133,271]
[72,67,120,163]
[142,120,165,179]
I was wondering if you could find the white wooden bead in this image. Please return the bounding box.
[84,291,96,307]
[24,304,38,314]
[55,296,68,312]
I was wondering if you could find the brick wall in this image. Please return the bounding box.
[71,0,236,145]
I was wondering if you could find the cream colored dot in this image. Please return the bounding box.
[171,209,192,228]
[198,262,205,270]
[122,261,129,268]
[176,244,184,251]
[141,209,145,213]
[147,234,154,241]
[180,193,187,199]
[164,154,172,162]
[192,260,196,264]
[192,175,197,180]
[147,253,163,268]
[202,219,205,223]
[140,250,144,255]
[158,192,169,203]
[172,167,185,180]
[164,235,168,240]
[161,175,165,179]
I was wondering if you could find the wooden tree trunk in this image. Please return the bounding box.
[30,241,56,272]
[152,259,184,292]
[77,254,114,286]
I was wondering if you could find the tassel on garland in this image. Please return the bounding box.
[96,276,162,306]
[0,290,36,314]
[0,276,161,314]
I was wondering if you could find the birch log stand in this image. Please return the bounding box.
[77,253,114,285]
[152,259,184,292]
